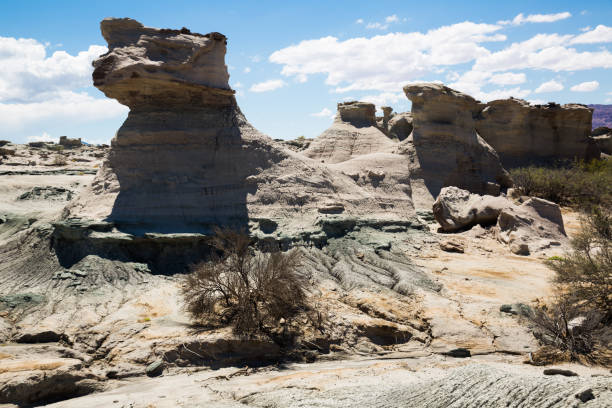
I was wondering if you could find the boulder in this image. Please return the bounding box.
[496,198,566,256]
[432,186,512,232]
[404,83,512,196]
[304,101,396,164]
[593,134,612,155]
[475,99,594,167]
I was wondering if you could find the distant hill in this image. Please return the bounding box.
[589,104,612,129]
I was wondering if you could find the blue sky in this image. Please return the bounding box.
[1,0,612,143]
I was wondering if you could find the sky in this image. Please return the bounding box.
[1,0,612,144]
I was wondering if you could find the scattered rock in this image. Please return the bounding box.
[575,389,595,403]
[145,360,165,377]
[18,186,74,201]
[318,202,345,214]
[439,240,464,253]
[443,348,471,358]
[543,368,578,377]
[499,303,530,316]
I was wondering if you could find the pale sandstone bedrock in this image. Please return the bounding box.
[475,98,596,166]
[403,83,512,195]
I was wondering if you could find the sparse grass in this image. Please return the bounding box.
[510,159,612,210]
[181,229,308,337]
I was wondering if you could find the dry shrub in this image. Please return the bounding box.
[529,207,611,364]
[181,229,307,336]
[546,208,612,320]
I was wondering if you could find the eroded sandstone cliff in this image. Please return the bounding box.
[475,98,595,166]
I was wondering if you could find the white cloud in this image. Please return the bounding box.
[535,79,564,93]
[270,22,505,93]
[527,99,546,105]
[361,92,405,106]
[249,79,287,93]
[310,107,333,118]
[498,12,571,26]
[472,33,612,73]
[385,15,399,23]
[243,67,251,73]
[580,26,591,32]
[27,132,57,143]
[233,81,243,88]
[570,81,599,92]
[365,14,402,30]
[0,91,127,133]
[571,25,612,44]
[356,19,364,24]
[489,72,526,85]
[0,36,106,102]
[0,36,127,140]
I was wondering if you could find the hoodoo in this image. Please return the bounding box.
[403,83,511,196]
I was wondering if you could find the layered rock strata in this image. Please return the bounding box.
[404,83,512,196]
[304,101,396,164]
[475,99,595,166]
[66,19,416,241]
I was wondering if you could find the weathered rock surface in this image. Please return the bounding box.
[404,83,512,196]
[59,136,82,148]
[497,197,567,255]
[304,101,396,164]
[67,19,415,238]
[386,111,413,141]
[433,186,512,232]
[476,99,595,166]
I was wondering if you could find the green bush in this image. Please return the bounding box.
[510,159,612,210]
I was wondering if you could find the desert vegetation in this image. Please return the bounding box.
[181,229,309,337]
[510,159,612,209]
[529,208,611,365]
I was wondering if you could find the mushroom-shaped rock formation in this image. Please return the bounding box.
[475,99,595,167]
[403,83,511,196]
[304,101,396,164]
[65,18,417,244]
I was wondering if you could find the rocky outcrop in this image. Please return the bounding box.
[404,83,512,196]
[476,99,595,166]
[304,102,395,164]
[59,136,82,148]
[387,112,413,142]
[66,19,419,242]
[497,198,566,255]
[432,186,566,255]
[432,186,512,232]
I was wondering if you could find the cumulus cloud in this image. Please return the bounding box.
[310,108,333,118]
[472,33,612,72]
[0,36,106,102]
[249,79,287,93]
[498,12,571,26]
[361,92,405,106]
[0,91,127,133]
[243,67,251,73]
[270,22,505,93]
[0,36,127,141]
[489,72,526,85]
[535,80,564,93]
[571,25,612,44]
[570,81,599,92]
